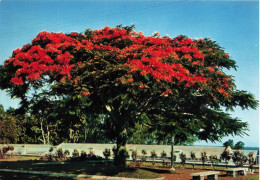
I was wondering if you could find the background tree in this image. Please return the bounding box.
[223,139,234,148]
[0,25,258,166]
[0,105,21,144]
[233,141,245,150]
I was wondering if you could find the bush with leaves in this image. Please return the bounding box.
[232,150,247,166]
[72,149,79,160]
[114,148,129,168]
[88,150,94,157]
[190,151,196,169]
[248,152,255,172]
[56,148,63,159]
[179,152,186,168]
[150,150,157,166]
[209,154,218,170]
[80,150,87,161]
[141,149,147,162]
[131,150,137,161]
[64,150,70,160]
[201,152,207,167]
[103,148,111,159]
[221,150,231,168]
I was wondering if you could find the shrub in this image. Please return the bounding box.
[64,150,70,157]
[161,151,167,158]
[88,150,94,157]
[112,146,117,158]
[141,149,147,162]
[150,150,157,158]
[201,152,207,167]
[80,150,87,160]
[114,148,129,167]
[72,149,79,160]
[132,150,137,161]
[56,148,63,159]
[232,150,247,166]
[8,146,14,151]
[179,152,186,167]
[103,148,111,159]
[150,150,157,166]
[2,147,9,154]
[190,152,196,160]
[190,151,196,169]
[49,147,54,153]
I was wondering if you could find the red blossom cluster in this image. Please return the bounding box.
[4,26,233,99]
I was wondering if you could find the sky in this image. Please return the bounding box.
[0,0,259,147]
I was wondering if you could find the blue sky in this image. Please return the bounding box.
[0,0,259,147]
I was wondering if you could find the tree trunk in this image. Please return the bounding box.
[40,118,46,145]
[46,125,50,145]
[170,135,175,171]
[114,135,127,167]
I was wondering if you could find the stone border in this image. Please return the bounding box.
[0,169,165,180]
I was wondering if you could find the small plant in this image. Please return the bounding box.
[64,150,70,160]
[221,149,231,168]
[80,150,87,160]
[115,147,129,167]
[190,151,196,169]
[201,152,207,167]
[248,152,254,172]
[103,148,111,159]
[56,148,63,159]
[161,150,167,167]
[88,150,94,157]
[132,150,137,161]
[131,150,138,167]
[112,146,117,158]
[8,146,14,151]
[141,149,147,162]
[49,147,54,153]
[0,146,14,159]
[179,152,186,168]
[150,150,157,166]
[209,154,218,170]
[232,150,247,166]
[72,149,79,160]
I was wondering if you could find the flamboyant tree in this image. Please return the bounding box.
[0,25,257,165]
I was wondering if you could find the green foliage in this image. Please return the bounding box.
[114,147,129,167]
[223,139,234,148]
[232,150,248,166]
[221,150,231,162]
[72,149,79,159]
[161,151,167,158]
[201,152,207,165]
[190,152,196,159]
[103,148,111,159]
[234,141,245,150]
[0,105,21,144]
[179,152,186,166]
[64,150,70,157]
[56,148,63,159]
[131,150,137,161]
[0,25,258,167]
[150,150,157,158]
[80,150,87,160]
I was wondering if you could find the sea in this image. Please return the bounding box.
[244,147,259,151]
